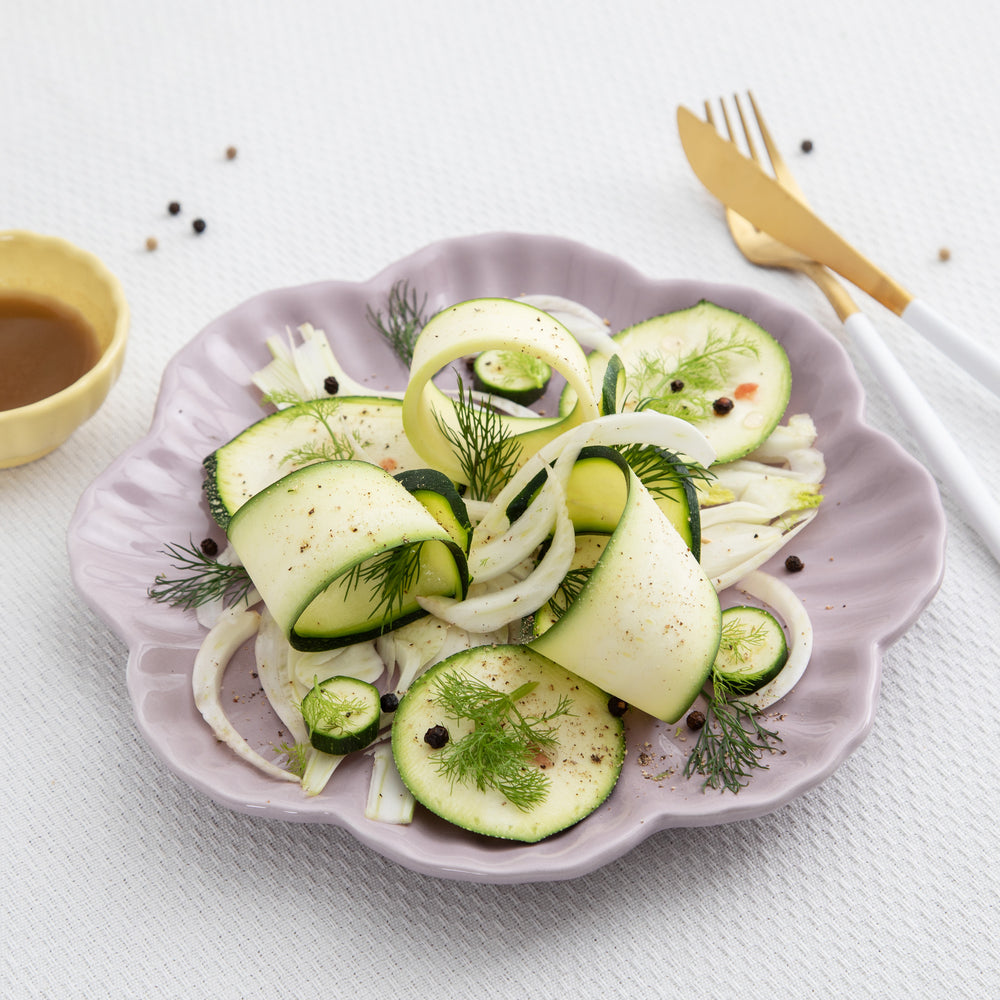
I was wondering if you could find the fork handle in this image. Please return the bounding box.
[902,298,1000,397]
[844,311,1000,564]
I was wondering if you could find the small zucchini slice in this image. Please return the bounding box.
[391,644,625,843]
[714,605,789,695]
[301,675,381,755]
[394,468,472,552]
[472,348,552,405]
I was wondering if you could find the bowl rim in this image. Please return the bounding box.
[0,229,130,424]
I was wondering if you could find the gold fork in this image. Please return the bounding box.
[701,92,1000,564]
[707,93,857,323]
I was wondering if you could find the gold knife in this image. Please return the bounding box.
[677,105,1000,397]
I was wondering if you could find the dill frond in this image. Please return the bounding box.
[433,375,521,501]
[147,540,254,610]
[366,280,429,366]
[430,672,573,811]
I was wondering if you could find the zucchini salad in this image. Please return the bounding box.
[150,287,823,843]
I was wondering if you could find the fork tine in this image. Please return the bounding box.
[745,91,809,202]
[732,94,760,164]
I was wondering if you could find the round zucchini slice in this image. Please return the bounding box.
[391,644,625,843]
[714,605,789,695]
[301,675,381,755]
[559,300,792,464]
[472,349,552,406]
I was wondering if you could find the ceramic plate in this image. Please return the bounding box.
[68,233,946,883]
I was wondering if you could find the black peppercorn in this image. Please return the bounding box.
[168,201,181,215]
[801,139,814,153]
[380,692,399,713]
[670,379,685,393]
[323,375,340,395]
[686,710,706,730]
[713,396,734,415]
[200,537,219,557]
[785,554,804,573]
[608,696,628,718]
[192,218,207,234]
[424,724,449,749]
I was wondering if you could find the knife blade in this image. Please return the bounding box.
[677,104,1000,397]
[677,105,912,313]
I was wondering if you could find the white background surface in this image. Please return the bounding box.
[3,2,998,997]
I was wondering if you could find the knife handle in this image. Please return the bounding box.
[902,298,1000,398]
[844,311,1000,564]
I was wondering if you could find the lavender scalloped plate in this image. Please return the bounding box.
[67,233,946,883]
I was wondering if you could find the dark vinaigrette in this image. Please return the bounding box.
[0,292,102,411]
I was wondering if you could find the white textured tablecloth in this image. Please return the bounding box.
[3,2,998,997]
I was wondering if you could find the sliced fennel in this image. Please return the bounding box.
[365,744,416,825]
[191,604,299,783]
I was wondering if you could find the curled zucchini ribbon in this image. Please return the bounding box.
[227,460,470,651]
[420,411,722,723]
[401,298,603,485]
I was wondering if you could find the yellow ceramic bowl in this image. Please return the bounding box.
[0,230,129,468]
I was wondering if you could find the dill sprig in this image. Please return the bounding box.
[545,567,593,621]
[683,669,781,793]
[148,540,254,610]
[433,375,521,500]
[617,441,714,505]
[718,617,768,664]
[273,741,310,777]
[333,542,425,629]
[629,330,759,420]
[301,680,369,738]
[365,280,429,366]
[430,671,573,811]
[259,395,361,466]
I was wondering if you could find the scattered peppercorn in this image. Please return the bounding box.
[225,145,238,160]
[686,710,706,731]
[938,247,951,262]
[380,692,399,713]
[713,396,734,415]
[323,375,340,395]
[192,218,207,234]
[168,201,181,215]
[145,236,158,252]
[785,554,804,573]
[424,724,449,749]
[670,379,685,393]
[608,696,628,718]
[200,537,219,557]
[801,139,814,153]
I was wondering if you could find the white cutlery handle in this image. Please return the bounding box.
[845,311,1000,564]
[902,298,1000,397]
